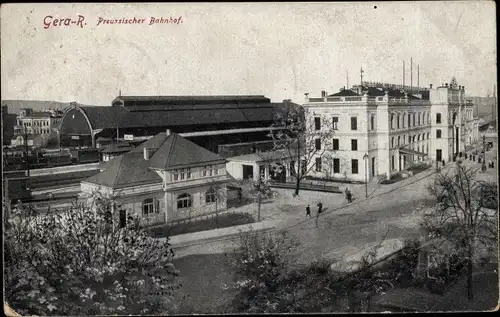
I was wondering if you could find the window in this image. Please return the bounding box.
[332,117,339,130]
[205,188,216,204]
[418,113,421,125]
[173,170,179,181]
[315,157,322,172]
[212,165,218,175]
[350,117,357,130]
[397,115,400,129]
[436,129,442,139]
[202,166,212,177]
[315,138,321,150]
[142,198,159,216]
[177,193,192,209]
[332,138,339,150]
[391,156,395,170]
[391,137,394,148]
[333,158,340,173]
[314,117,321,130]
[408,114,411,127]
[397,136,401,146]
[351,139,358,151]
[351,159,359,174]
[180,168,186,180]
[436,113,441,124]
[370,115,375,130]
[412,113,415,126]
[391,114,395,129]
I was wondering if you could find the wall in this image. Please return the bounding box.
[165,184,227,222]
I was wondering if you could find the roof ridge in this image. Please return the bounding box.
[165,133,177,169]
[112,155,125,188]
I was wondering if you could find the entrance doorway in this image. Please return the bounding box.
[242,165,254,180]
[436,149,442,162]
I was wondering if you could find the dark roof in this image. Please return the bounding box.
[69,98,292,130]
[76,105,130,130]
[83,152,162,189]
[142,132,226,170]
[113,95,271,105]
[329,90,360,97]
[84,132,226,188]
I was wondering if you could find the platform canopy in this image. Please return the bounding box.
[398,147,428,157]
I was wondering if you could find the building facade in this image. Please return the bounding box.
[12,108,63,147]
[302,80,480,182]
[80,130,230,227]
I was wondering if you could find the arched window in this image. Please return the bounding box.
[142,198,159,215]
[418,112,421,125]
[205,188,216,204]
[391,114,395,129]
[402,113,406,128]
[391,137,394,148]
[177,193,192,209]
[397,114,400,129]
[453,113,457,125]
[397,136,401,146]
[427,132,430,140]
[408,114,411,127]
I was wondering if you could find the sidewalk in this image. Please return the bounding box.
[161,219,278,249]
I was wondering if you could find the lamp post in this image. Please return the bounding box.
[363,153,369,198]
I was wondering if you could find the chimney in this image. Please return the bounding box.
[430,84,433,89]
[166,129,171,136]
[445,83,448,87]
[143,147,154,160]
[321,90,326,97]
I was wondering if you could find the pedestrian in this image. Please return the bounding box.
[315,202,323,227]
[237,188,242,204]
[345,188,351,203]
[306,205,311,217]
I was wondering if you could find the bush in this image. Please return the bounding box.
[5,198,180,316]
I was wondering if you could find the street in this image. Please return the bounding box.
[169,156,498,313]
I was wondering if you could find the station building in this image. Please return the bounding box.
[302,79,480,182]
[58,95,294,157]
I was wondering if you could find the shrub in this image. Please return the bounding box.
[5,198,180,316]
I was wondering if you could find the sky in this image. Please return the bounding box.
[1,2,497,106]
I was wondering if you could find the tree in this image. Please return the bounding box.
[229,229,299,313]
[268,103,335,195]
[249,177,274,221]
[205,183,227,228]
[4,193,181,316]
[421,164,498,300]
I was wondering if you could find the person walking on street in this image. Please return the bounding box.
[316,202,323,227]
[306,205,311,217]
[345,188,350,203]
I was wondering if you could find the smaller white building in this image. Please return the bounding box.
[226,149,299,182]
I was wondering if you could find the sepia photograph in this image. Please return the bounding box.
[1,2,498,315]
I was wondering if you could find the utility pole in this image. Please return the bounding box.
[346,70,349,88]
[410,57,413,93]
[403,60,405,88]
[23,128,30,178]
[360,67,364,86]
